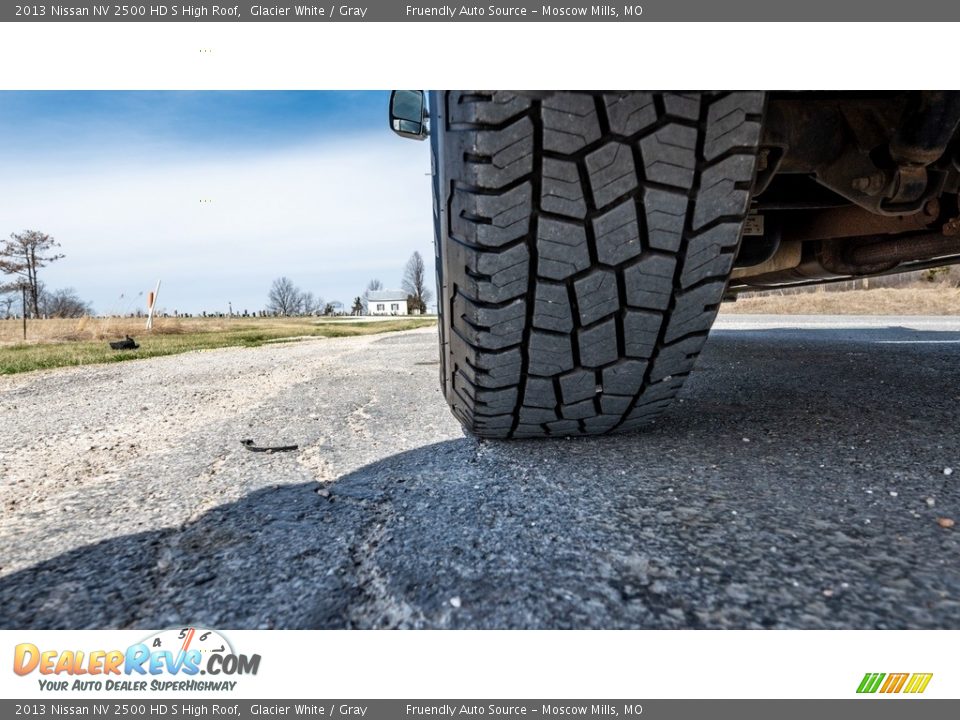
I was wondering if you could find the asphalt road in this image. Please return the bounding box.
[1,315,958,629]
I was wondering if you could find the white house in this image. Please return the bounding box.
[366,290,409,316]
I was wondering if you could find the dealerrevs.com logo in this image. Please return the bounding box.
[13,627,261,692]
[857,673,933,694]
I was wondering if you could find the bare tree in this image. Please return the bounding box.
[0,287,16,319]
[0,230,65,317]
[362,278,384,314]
[266,277,303,316]
[402,251,432,313]
[301,291,325,316]
[351,296,364,316]
[40,287,92,318]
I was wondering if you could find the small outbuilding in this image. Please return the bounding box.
[366,290,409,316]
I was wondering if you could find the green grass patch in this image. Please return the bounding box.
[0,317,436,375]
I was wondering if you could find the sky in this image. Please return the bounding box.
[0,91,434,315]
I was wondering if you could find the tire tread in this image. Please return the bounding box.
[435,91,764,437]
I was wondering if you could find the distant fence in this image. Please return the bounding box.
[740,266,960,297]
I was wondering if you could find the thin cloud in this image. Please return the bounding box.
[0,132,434,314]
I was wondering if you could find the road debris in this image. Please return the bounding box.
[240,438,299,453]
[108,336,139,350]
[937,517,955,529]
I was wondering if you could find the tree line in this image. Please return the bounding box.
[266,276,337,316]
[2,229,436,321]
[270,251,434,317]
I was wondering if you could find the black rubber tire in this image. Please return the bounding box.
[431,91,765,438]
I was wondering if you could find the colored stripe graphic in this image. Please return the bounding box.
[857,673,885,693]
[880,673,909,693]
[857,672,933,694]
[903,673,934,694]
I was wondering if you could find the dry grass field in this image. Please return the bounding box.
[0,316,436,375]
[723,287,960,315]
[3,286,959,375]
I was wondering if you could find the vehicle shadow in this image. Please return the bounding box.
[1,325,958,629]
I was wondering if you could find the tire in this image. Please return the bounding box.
[431,91,765,438]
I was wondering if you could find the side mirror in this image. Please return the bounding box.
[389,90,428,140]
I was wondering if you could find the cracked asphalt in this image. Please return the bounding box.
[0,315,958,629]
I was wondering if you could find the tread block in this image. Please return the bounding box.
[456,345,522,389]
[541,93,602,154]
[643,188,688,252]
[574,269,619,325]
[519,406,559,424]
[536,217,590,280]
[461,117,534,189]
[448,91,532,125]
[453,294,526,350]
[469,382,518,414]
[541,158,588,218]
[663,92,701,120]
[692,154,755,230]
[640,124,697,189]
[533,281,574,332]
[513,423,549,438]
[562,399,597,420]
[680,223,741,289]
[460,242,529,303]
[468,367,520,391]
[523,376,557,409]
[528,331,575,375]
[664,280,725,343]
[451,183,532,248]
[585,142,638,208]
[559,368,598,404]
[593,200,642,265]
[603,92,657,136]
[624,253,676,310]
[582,414,621,433]
[577,317,618,367]
[472,414,515,433]
[649,336,707,381]
[546,419,581,435]
[601,359,648,396]
[623,309,663,358]
[600,394,633,415]
[704,92,764,161]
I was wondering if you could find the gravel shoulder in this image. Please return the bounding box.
[0,319,958,629]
